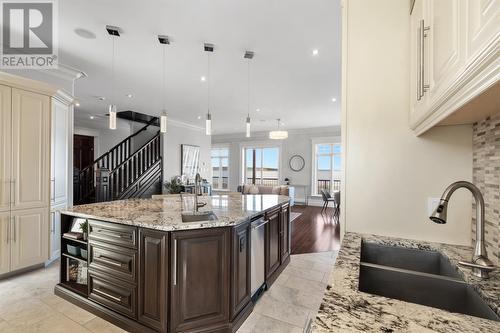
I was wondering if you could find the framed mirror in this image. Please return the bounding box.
[289,155,305,172]
[181,144,200,182]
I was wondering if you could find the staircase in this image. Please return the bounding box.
[74,117,163,205]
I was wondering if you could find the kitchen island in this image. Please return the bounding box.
[311,233,500,332]
[55,194,291,333]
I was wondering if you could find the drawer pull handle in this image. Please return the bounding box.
[94,287,122,302]
[96,229,125,238]
[95,255,123,267]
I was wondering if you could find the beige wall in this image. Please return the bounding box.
[343,0,473,245]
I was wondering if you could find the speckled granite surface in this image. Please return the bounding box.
[61,194,289,231]
[312,232,500,332]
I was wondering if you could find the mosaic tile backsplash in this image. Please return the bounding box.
[472,113,500,264]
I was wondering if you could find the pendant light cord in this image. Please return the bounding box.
[111,35,115,105]
[162,44,166,111]
[247,59,250,118]
[207,52,211,116]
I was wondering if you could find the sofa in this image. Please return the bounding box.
[237,184,294,205]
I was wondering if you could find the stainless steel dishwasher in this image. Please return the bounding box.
[250,216,268,299]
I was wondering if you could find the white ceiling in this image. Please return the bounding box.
[60,0,342,134]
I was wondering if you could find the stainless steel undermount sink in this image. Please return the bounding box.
[181,211,218,223]
[359,242,499,322]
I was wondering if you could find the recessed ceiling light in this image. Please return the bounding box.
[331,97,337,102]
[98,96,106,101]
[200,76,206,82]
[197,116,201,119]
[256,108,260,112]
[74,28,96,39]
[74,101,80,107]
[312,49,319,56]
[126,94,133,98]
[89,115,95,120]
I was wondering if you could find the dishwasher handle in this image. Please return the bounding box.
[251,218,269,230]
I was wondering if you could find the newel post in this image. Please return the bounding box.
[95,167,110,202]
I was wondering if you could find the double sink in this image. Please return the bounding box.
[359,242,499,322]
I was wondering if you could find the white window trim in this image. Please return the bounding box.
[311,137,340,196]
[211,144,230,191]
[239,141,283,186]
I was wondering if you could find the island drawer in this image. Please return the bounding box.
[89,270,137,319]
[89,243,137,283]
[88,219,137,249]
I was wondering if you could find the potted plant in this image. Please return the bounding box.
[79,221,89,241]
[163,176,184,194]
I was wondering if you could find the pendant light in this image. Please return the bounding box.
[244,51,254,138]
[204,43,214,136]
[106,25,120,130]
[269,118,288,140]
[158,35,170,134]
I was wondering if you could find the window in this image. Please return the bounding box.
[312,142,341,195]
[211,147,229,190]
[243,147,280,186]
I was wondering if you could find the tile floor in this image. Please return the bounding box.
[0,251,337,333]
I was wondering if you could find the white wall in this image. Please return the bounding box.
[211,126,340,202]
[162,120,211,185]
[343,0,473,246]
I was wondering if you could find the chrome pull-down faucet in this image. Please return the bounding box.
[430,181,496,279]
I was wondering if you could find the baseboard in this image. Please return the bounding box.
[0,263,44,280]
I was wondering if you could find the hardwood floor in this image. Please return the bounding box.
[290,205,341,254]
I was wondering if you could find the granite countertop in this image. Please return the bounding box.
[312,232,500,332]
[61,193,289,231]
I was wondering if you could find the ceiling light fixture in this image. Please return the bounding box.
[197,116,201,120]
[126,93,133,98]
[106,25,120,130]
[159,35,170,134]
[200,76,206,82]
[89,115,95,120]
[269,118,288,140]
[256,108,260,112]
[312,49,319,56]
[204,43,214,136]
[244,50,254,138]
[331,97,337,102]
[74,100,80,107]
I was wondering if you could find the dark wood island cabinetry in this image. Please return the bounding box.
[55,195,291,333]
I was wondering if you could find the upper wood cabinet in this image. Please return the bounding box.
[11,88,50,211]
[410,0,499,135]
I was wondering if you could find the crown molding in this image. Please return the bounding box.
[168,118,205,132]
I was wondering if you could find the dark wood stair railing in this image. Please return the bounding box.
[108,131,162,200]
[74,118,160,204]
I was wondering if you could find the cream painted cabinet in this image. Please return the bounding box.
[10,208,49,271]
[409,0,500,135]
[0,85,11,213]
[49,205,63,261]
[11,88,50,211]
[0,212,10,275]
[51,98,69,206]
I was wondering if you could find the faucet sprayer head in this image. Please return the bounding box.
[429,199,448,224]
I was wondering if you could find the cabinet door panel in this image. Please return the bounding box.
[10,208,49,270]
[280,204,290,263]
[138,229,168,331]
[265,209,281,280]
[171,228,230,332]
[231,222,251,318]
[428,0,465,101]
[11,89,50,211]
[51,99,69,205]
[49,209,62,261]
[0,85,11,213]
[467,0,500,61]
[0,212,10,274]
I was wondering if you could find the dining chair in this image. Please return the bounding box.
[321,189,336,212]
[332,190,340,219]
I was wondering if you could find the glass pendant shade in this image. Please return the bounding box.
[206,112,212,135]
[246,116,251,138]
[109,104,117,130]
[269,119,288,140]
[160,111,167,133]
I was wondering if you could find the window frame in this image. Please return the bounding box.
[210,145,230,191]
[311,137,341,196]
[240,142,282,186]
